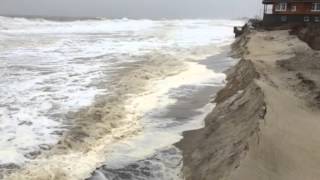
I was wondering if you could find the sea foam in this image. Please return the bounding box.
[0,16,243,179]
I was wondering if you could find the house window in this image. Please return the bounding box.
[275,3,287,12]
[304,16,310,22]
[291,6,297,12]
[312,3,320,11]
[315,17,320,22]
[264,4,273,14]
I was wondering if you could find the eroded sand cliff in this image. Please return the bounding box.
[178,29,320,180]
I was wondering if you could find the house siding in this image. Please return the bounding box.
[263,0,320,25]
[263,14,320,25]
[273,3,319,14]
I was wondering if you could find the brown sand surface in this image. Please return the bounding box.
[229,30,320,180]
[178,30,320,180]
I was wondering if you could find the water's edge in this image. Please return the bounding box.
[0,17,244,180]
[88,48,238,180]
[176,30,266,180]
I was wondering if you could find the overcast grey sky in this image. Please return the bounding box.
[0,0,262,19]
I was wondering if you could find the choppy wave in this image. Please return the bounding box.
[0,16,243,179]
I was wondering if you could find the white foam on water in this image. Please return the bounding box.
[88,61,226,179]
[0,16,244,178]
[93,61,225,168]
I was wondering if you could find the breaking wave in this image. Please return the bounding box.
[0,16,243,179]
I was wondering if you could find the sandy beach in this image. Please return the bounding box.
[178,28,320,180]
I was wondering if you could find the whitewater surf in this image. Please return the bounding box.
[0,16,242,179]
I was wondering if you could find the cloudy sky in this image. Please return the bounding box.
[0,0,262,19]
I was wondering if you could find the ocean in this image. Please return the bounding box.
[0,16,243,179]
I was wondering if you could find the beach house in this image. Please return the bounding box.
[263,0,320,25]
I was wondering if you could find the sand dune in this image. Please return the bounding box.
[178,29,320,180]
[229,30,320,180]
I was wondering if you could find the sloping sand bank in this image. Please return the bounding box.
[177,29,320,180]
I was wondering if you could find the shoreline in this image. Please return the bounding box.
[86,49,237,179]
[0,17,243,180]
[3,42,235,180]
[177,27,320,180]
